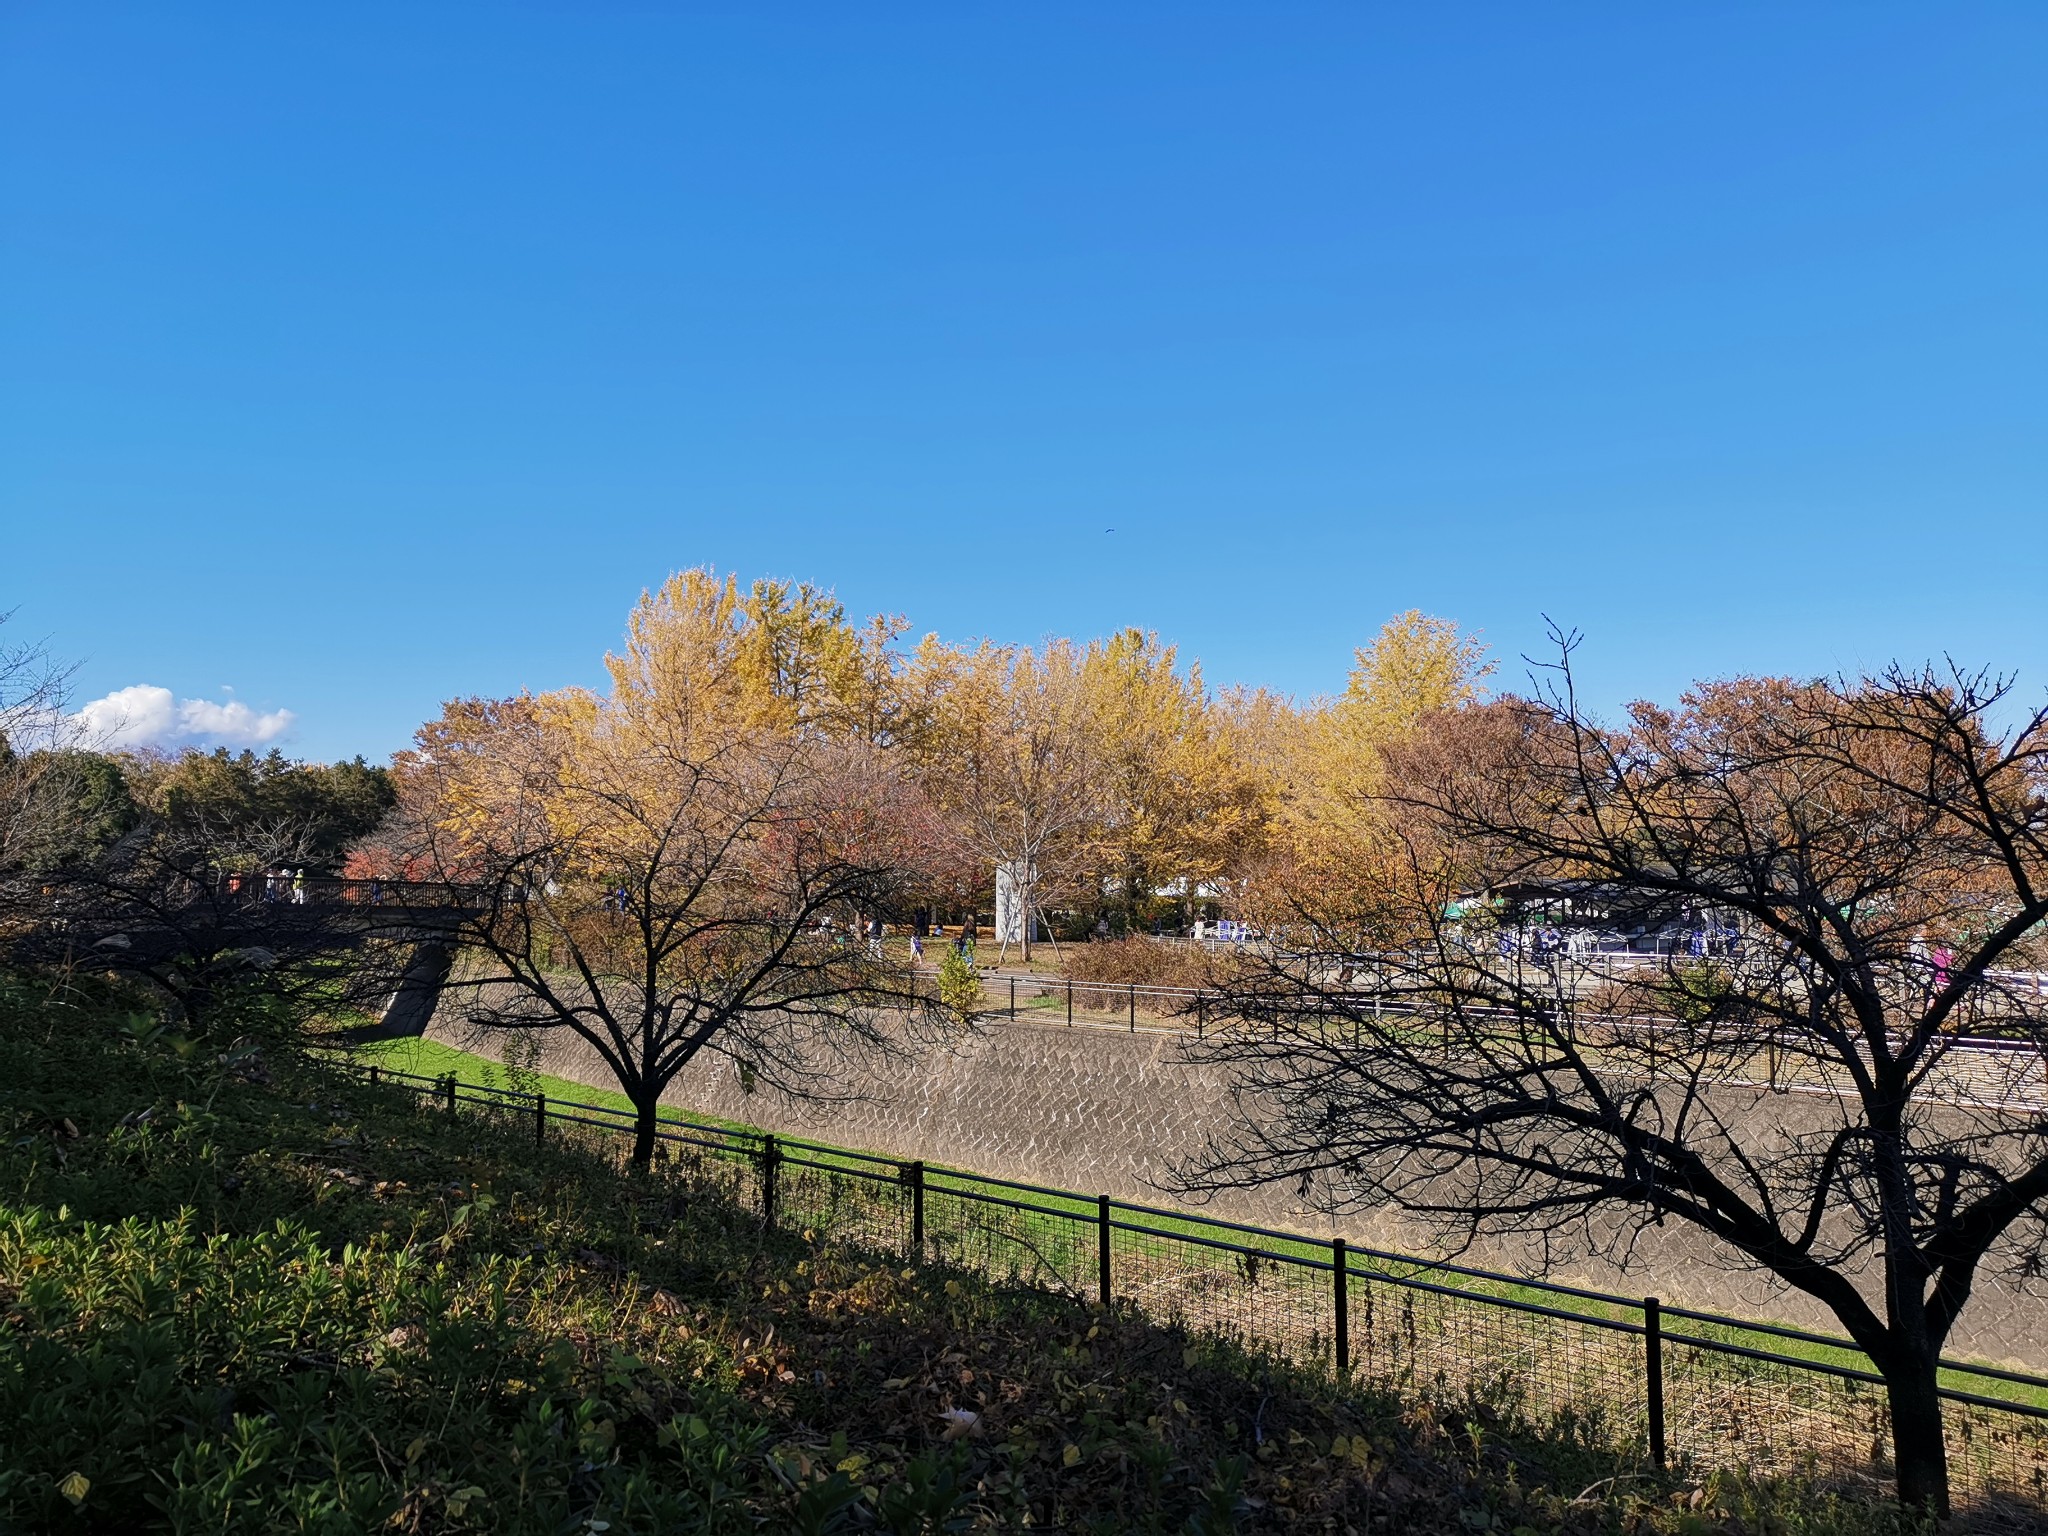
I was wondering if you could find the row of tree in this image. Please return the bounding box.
[385,568,1494,955]
[331,568,1496,1173]
[12,745,393,875]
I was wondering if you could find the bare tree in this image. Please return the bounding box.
[404,693,942,1169]
[22,807,410,1037]
[1186,637,2048,1514]
[0,615,79,918]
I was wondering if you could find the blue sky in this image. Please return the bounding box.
[3,5,2043,762]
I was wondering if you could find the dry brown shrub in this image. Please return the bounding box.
[1060,936,1247,990]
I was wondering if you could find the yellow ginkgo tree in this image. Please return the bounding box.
[1076,628,1280,935]
[903,636,1099,962]
[1253,610,1493,945]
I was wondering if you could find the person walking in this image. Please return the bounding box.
[292,868,308,905]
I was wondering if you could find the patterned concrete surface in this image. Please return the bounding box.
[425,1003,2048,1368]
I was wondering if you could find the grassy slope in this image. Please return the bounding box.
[375,1034,2045,1411]
[0,983,1926,1535]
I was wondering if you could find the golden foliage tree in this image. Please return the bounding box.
[1077,629,1279,931]
[1253,610,1493,940]
[903,636,1098,961]
[399,572,939,1167]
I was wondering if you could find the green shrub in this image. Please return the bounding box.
[935,949,981,1028]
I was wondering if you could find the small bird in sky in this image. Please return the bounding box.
[1104,527,1115,534]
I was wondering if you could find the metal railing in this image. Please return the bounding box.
[961,971,2048,1116]
[200,873,485,911]
[357,1060,2048,1506]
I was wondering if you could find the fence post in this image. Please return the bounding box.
[1097,1194,1112,1307]
[1067,980,1073,1026]
[444,1074,457,1113]
[1196,992,1205,1039]
[1128,984,1136,1032]
[762,1134,779,1230]
[369,1064,380,1087]
[534,1092,546,1147]
[910,1160,925,1255]
[1645,1295,1666,1470]
[1010,977,1016,1018]
[1333,1237,1350,1375]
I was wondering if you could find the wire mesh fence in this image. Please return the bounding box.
[923,1174,1100,1300]
[1115,1213,1340,1368]
[361,1063,2048,1511]
[772,1144,914,1256]
[1356,1269,1649,1452]
[1660,1334,1889,1485]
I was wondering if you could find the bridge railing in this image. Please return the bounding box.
[202,873,488,911]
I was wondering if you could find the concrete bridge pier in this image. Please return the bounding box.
[351,938,455,1042]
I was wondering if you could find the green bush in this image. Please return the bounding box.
[935,949,980,1028]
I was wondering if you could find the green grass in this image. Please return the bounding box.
[357,1035,644,1120]
[0,976,1961,1532]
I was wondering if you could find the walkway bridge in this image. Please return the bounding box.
[37,874,492,1041]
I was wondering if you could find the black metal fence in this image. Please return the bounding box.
[360,1062,2048,1508]
[967,971,2048,1117]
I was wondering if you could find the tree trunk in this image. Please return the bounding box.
[1885,1349,1951,1516]
[629,1092,660,1171]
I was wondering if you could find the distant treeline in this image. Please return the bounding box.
[5,744,394,875]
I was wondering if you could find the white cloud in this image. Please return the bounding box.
[74,684,297,751]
